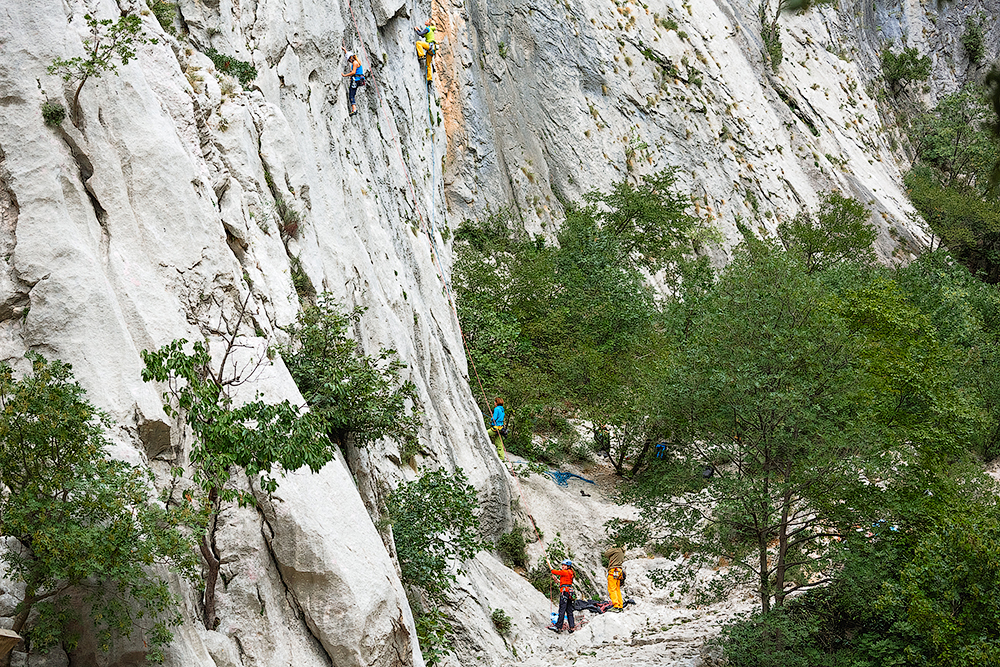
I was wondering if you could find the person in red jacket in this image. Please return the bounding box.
[547,559,576,633]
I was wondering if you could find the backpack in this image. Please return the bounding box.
[500,410,510,437]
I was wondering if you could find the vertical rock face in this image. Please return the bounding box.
[0,0,507,665]
[0,0,997,664]
[439,0,999,261]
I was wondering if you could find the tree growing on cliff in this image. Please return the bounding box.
[141,296,334,630]
[0,354,197,664]
[48,12,155,122]
[279,294,422,462]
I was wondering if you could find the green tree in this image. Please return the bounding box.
[904,165,1000,282]
[386,468,481,664]
[280,294,421,461]
[48,13,154,121]
[881,46,931,96]
[625,247,869,613]
[141,299,333,630]
[777,191,876,273]
[0,354,197,664]
[617,244,986,615]
[911,84,999,190]
[454,172,706,467]
[386,468,481,601]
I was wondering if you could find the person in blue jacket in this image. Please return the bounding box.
[341,48,364,116]
[487,396,506,461]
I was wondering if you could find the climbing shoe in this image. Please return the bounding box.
[612,607,623,613]
[547,625,562,633]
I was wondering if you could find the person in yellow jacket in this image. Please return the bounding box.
[603,544,626,612]
[414,20,437,84]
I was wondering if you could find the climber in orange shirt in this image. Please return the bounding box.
[546,559,576,633]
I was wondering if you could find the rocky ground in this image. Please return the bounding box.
[489,454,755,667]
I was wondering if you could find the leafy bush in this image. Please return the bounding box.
[881,45,931,95]
[0,354,197,662]
[147,0,177,35]
[280,294,421,454]
[41,101,65,126]
[759,1,782,70]
[204,47,257,87]
[491,608,512,635]
[413,606,451,666]
[961,16,985,63]
[387,468,481,601]
[497,528,528,568]
[274,198,301,239]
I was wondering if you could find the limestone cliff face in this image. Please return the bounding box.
[0,0,997,665]
[0,0,507,665]
[440,0,1000,262]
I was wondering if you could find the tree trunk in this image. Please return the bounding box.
[758,537,771,614]
[773,490,793,609]
[629,437,653,477]
[71,77,88,127]
[201,488,222,630]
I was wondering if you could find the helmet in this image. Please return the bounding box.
[345,51,355,61]
[562,559,573,568]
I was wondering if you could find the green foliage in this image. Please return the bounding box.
[777,192,876,273]
[387,468,481,602]
[497,527,528,568]
[0,354,197,662]
[910,84,999,191]
[48,13,154,118]
[491,608,512,635]
[141,339,331,504]
[40,101,65,127]
[881,509,1000,665]
[413,606,451,666]
[147,0,177,36]
[454,172,708,473]
[280,294,421,456]
[904,165,1000,282]
[719,502,1000,667]
[288,256,316,302]
[961,16,985,64]
[881,46,931,95]
[204,47,257,87]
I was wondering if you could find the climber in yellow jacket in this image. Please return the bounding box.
[414,20,437,84]
[604,544,625,612]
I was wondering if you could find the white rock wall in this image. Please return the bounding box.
[439,0,1000,262]
[2,0,999,665]
[0,0,514,664]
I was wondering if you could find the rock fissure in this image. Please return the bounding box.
[256,505,336,667]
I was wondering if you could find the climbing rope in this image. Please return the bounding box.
[344,2,497,423]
